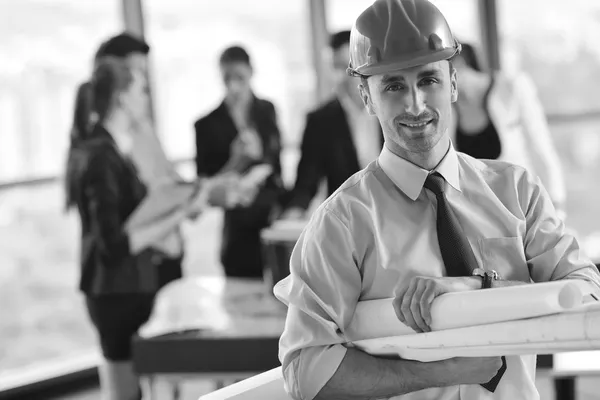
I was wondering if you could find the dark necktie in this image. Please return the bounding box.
[424,172,506,392]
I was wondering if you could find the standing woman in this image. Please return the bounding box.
[194,46,285,279]
[65,57,183,400]
[451,42,566,214]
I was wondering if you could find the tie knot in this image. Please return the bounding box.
[424,172,446,196]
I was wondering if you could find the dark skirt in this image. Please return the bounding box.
[85,293,155,361]
[85,255,183,360]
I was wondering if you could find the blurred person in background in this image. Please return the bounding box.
[64,57,186,400]
[281,30,383,220]
[194,45,285,279]
[66,33,151,209]
[451,42,566,215]
[68,32,149,144]
[67,31,180,193]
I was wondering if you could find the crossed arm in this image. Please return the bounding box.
[280,170,600,400]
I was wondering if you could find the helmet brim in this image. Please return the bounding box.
[353,48,459,77]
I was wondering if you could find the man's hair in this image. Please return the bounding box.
[219,45,252,67]
[330,30,351,51]
[91,57,134,123]
[94,32,150,61]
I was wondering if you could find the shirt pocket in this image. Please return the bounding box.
[479,236,530,282]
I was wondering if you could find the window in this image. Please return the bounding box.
[143,0,313,281]
[0,0,120,380]
[498,0,600,259]
[145,0,312,162]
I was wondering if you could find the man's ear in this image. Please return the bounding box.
[450,67,458,103]
[359,83,376,115]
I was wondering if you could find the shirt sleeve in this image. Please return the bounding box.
[278,207,362,400]
[519,168,600,291]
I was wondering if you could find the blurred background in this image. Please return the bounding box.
[1,0,600,399]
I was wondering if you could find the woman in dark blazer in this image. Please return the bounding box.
[65,57,182,400]
[194,46,284,279]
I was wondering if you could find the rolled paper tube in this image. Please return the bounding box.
[346,280,594,341]
[352,302,600,361]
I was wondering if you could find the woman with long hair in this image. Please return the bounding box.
[451,42,566,213]
[65,57,183,400]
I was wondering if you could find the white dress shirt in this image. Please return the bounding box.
[276,143,600,400]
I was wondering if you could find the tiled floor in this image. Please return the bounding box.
[56,375,600,400]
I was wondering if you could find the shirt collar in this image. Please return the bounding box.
[378,141,461,201]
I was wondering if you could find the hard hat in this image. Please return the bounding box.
[347,0,461,77]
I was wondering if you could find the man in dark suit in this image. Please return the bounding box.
[194,46,284,278]
[282,31,384,219]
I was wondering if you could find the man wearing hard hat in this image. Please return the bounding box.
[275,0,600,399]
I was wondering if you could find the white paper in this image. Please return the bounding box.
[345,280,594,341]
[124,181,199,255]
[129,120,182,187]
[240,164,273,187]
[352,302,600,361]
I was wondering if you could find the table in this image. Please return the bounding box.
[261,219,306,291]
[132,220,304,399]
[132,276,286,400]
[539,351,600,400]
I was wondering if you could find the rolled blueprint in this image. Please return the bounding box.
[352,302,600,361]
[345,280,594,341]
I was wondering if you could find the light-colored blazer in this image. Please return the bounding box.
[454,72,566,208]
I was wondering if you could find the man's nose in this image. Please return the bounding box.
[404,87,426,116]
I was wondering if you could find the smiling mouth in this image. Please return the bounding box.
[399,120,433,128]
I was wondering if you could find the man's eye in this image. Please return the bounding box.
[420,78,438,86]
[386,84,403,92]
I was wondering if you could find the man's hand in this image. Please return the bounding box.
[201,174,240,208]
[393,276,481,332]
[232,182,260,207]
[441,357,504,386]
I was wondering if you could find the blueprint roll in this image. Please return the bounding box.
[352,303,600,361]
[345,280,595,341]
